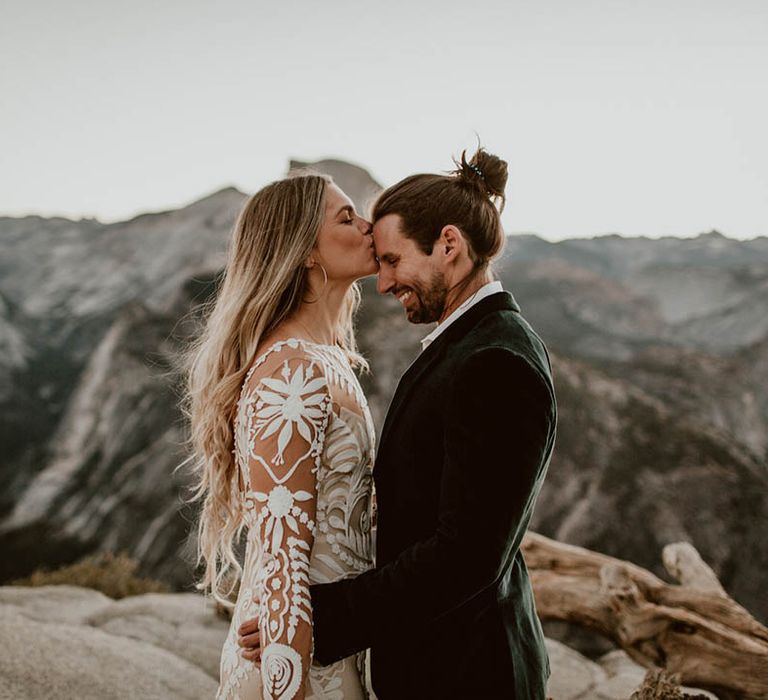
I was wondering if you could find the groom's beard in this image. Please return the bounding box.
[405,270,448,324]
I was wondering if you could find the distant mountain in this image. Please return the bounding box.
[532,352,768,620]
[499,231,768,354]
[0,159,766,621]
[289,158,382,216]
[0,300,193,585]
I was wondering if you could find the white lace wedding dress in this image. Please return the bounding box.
[217,338,376,700]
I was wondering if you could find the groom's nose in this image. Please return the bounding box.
[377,267,395,296]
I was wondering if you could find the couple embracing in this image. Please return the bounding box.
[184,147,557,699]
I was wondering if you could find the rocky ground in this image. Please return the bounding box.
[0,585,716,700]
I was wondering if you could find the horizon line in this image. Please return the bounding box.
[1,185,765,243]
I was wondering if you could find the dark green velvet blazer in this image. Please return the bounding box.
[311,291,557,699]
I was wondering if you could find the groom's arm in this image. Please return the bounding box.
[310,346,556,665]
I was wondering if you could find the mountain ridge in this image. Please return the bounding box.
[1,157,766,622]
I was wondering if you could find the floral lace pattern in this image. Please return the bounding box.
[217,339,375,700]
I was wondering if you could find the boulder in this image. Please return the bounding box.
[0,585,228,700]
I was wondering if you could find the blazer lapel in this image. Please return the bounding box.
[378,291,520,451]
[378,335,445,449]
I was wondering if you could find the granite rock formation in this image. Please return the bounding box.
[0,585,716,699]
[1,159,766,624]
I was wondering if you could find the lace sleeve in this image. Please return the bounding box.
[240,351,332,700]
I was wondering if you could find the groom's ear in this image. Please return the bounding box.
[438,224,465,262]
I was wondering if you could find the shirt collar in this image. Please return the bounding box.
[420,280,504,351]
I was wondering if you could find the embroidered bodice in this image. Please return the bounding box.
[217,338,375,700]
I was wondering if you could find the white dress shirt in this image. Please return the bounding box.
[420,280,504,352]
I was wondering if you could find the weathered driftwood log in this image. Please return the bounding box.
[523,532,768,700]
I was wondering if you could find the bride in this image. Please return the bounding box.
[182,172,379,699]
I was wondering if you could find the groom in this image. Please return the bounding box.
[239,152,557,699]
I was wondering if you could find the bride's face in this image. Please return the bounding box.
[313,183,378,282]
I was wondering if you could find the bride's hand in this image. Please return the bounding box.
[237,617,261,663]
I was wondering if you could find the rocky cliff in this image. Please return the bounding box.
[1,160,766,622]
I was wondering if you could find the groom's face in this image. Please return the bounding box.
[373,214,448,324]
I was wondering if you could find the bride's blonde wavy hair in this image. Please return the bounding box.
[179,172,365,605]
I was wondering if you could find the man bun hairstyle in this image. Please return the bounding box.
[453,147,508,212]
[372,145,508,268]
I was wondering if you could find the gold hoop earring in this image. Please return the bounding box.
[304,262,328,304]
[316,262,328,290]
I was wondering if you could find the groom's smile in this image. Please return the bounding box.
[396,289,413,306]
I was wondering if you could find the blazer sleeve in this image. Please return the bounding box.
[310,346,556,664]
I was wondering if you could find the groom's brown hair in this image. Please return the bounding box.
[372,147,508,267]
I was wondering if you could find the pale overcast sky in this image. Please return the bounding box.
[1,0,766,239]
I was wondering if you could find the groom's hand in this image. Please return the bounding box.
[237,617,261,663]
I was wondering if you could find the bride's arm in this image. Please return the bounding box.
[242,352,332,699]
